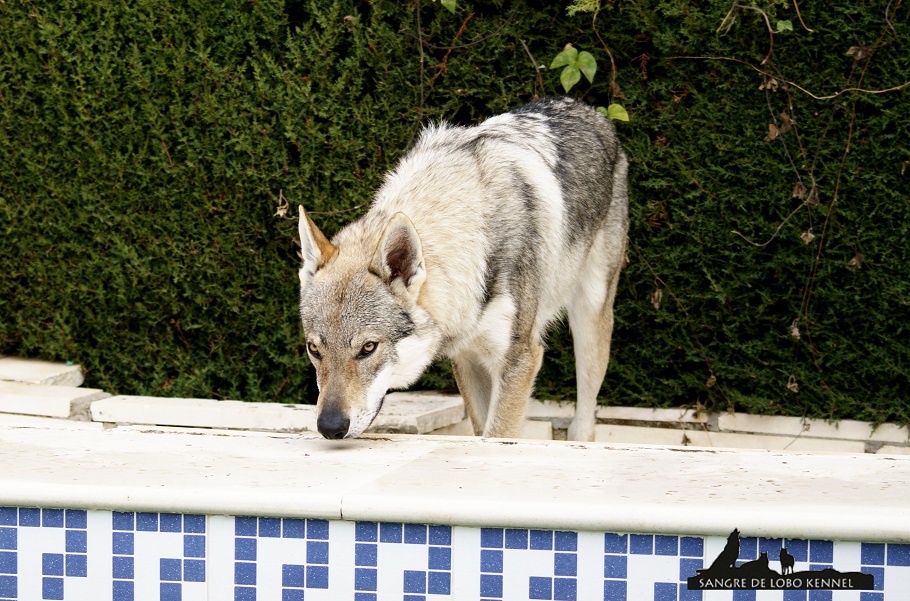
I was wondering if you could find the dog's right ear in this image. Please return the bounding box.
[298,206,337,288]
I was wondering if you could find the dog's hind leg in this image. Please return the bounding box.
[483,338,544,439]
[451,357,493,436]
[566,229,626,442]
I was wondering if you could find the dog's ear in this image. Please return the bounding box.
[370,212,425,301]
[298,206,337,287]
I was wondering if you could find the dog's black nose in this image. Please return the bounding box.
[317,412,350,440]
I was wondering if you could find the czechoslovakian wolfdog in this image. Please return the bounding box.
[297,97,628,441]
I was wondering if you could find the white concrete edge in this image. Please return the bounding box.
[1,425,909,543]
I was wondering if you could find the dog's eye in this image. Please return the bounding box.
[307,342,321,359]
[357,341,377,359]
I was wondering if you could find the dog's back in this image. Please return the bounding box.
[299,98,628,440]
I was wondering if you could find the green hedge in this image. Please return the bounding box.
[2,0,908,422]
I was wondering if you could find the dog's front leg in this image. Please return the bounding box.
[451,357,493,436]
[483,339,544,438]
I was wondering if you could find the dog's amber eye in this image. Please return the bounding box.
[307,342,321,359]
[357,341,377,359]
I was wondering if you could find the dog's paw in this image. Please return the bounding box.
[567,419,595,442]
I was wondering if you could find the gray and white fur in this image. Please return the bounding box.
[298,97,629,441]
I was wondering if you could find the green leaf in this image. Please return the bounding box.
[577,51,597,84]
[550,45,578,69]
[775,19,793,33]
[596,106,609,116]
[606,103,629,122]
[440,0,457,13]
[560,65,581,93]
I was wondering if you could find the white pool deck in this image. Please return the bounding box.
[2,357,910,544]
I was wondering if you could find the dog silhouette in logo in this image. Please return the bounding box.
[705,528,740,571]
[740,551,769,572]
[780,547,795,575]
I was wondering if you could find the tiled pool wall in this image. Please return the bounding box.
[1,507,909,601]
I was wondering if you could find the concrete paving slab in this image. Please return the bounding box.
[684,430,867,454]
[0,357,84,386]
[0,381,109,419]
[717,413,910,444]
[594,424,688,446]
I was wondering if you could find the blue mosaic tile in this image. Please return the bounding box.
[809,540,834,563]
[505,528,529,549]
[283,519,305,539]
[428,545,451,570]
[860,593,884,601]
[356,522,378,542]
[259,517,281,538]
[184,558,205,582]
[404,523,427,544]
[654,581,676,601]
[113,512,135,531]
[0,530,13,552]
[679,537,703,558]
[679,557,702,581]
[160,513,182,533]
[235,538,257,561]
[0,553,16,575]
[738,537,758,560]
[355,567,377,591]
[786,539,809,562]
[655,535,678,556]
[307,565,329,588]
[283,564,305,587]
[759,537,783,556]
[428,570,450,595]
[234,585,255,601]
[112,579,134,601]
[113,532,134,555]
[481,528,504,549]
[65,509,87,529]
[629,534,653,555]
[66,529,87,553]
[354,593,376,601]
[355,543,378,567]
[733,590,756,601]
[555,552,577,576]
[862,542,886,565]
[808,591,832,601]
[554,577,576,601]
[530,529,554,550]
[0,509,16,527]
[185,534,206,558]
[380,522,402,543]
[161,582,182,601]
[0,575,16,598]
[529,576,552,599]
[783,591,807,601]
[604,554,627,579]
[184,514,205,533]
[307,540,329,564]
[555,531,577,552]
[66,554,87,577]
[235,517,258,537]
[43,553,64,576]
[161,557,182,581]
[887,543,910,566]
[862,566,884,591]
[42,509,65,528]
[307,519,329,540]
[43,576,64,600]
[403,569,426,593]
[480,573,503,597]
[112,555,134,579]
[604,533,628,554]
[679,584,702,601]
[283,589,304,601]
[603,579,626,601]
[481,549,503,573]
[19,508,40,527]
[234,561,257,585]
[136,512,158,532]
[428,525,451,546]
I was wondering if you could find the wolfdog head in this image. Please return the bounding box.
[297,206,441,439]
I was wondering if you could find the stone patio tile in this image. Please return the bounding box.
[0,357,84,387]
[717,413,909,444]
[0,381,109,419]
[875,445,910,456]
[594,424,688,446]
[684,430,866,454]
[596,405,708,425]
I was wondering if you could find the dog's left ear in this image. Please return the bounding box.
[298,206,337,288]
[370,212,425,301]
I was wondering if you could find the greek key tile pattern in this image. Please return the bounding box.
[2,506,909,600]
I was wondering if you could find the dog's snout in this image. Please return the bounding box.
[317,410,350,440]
